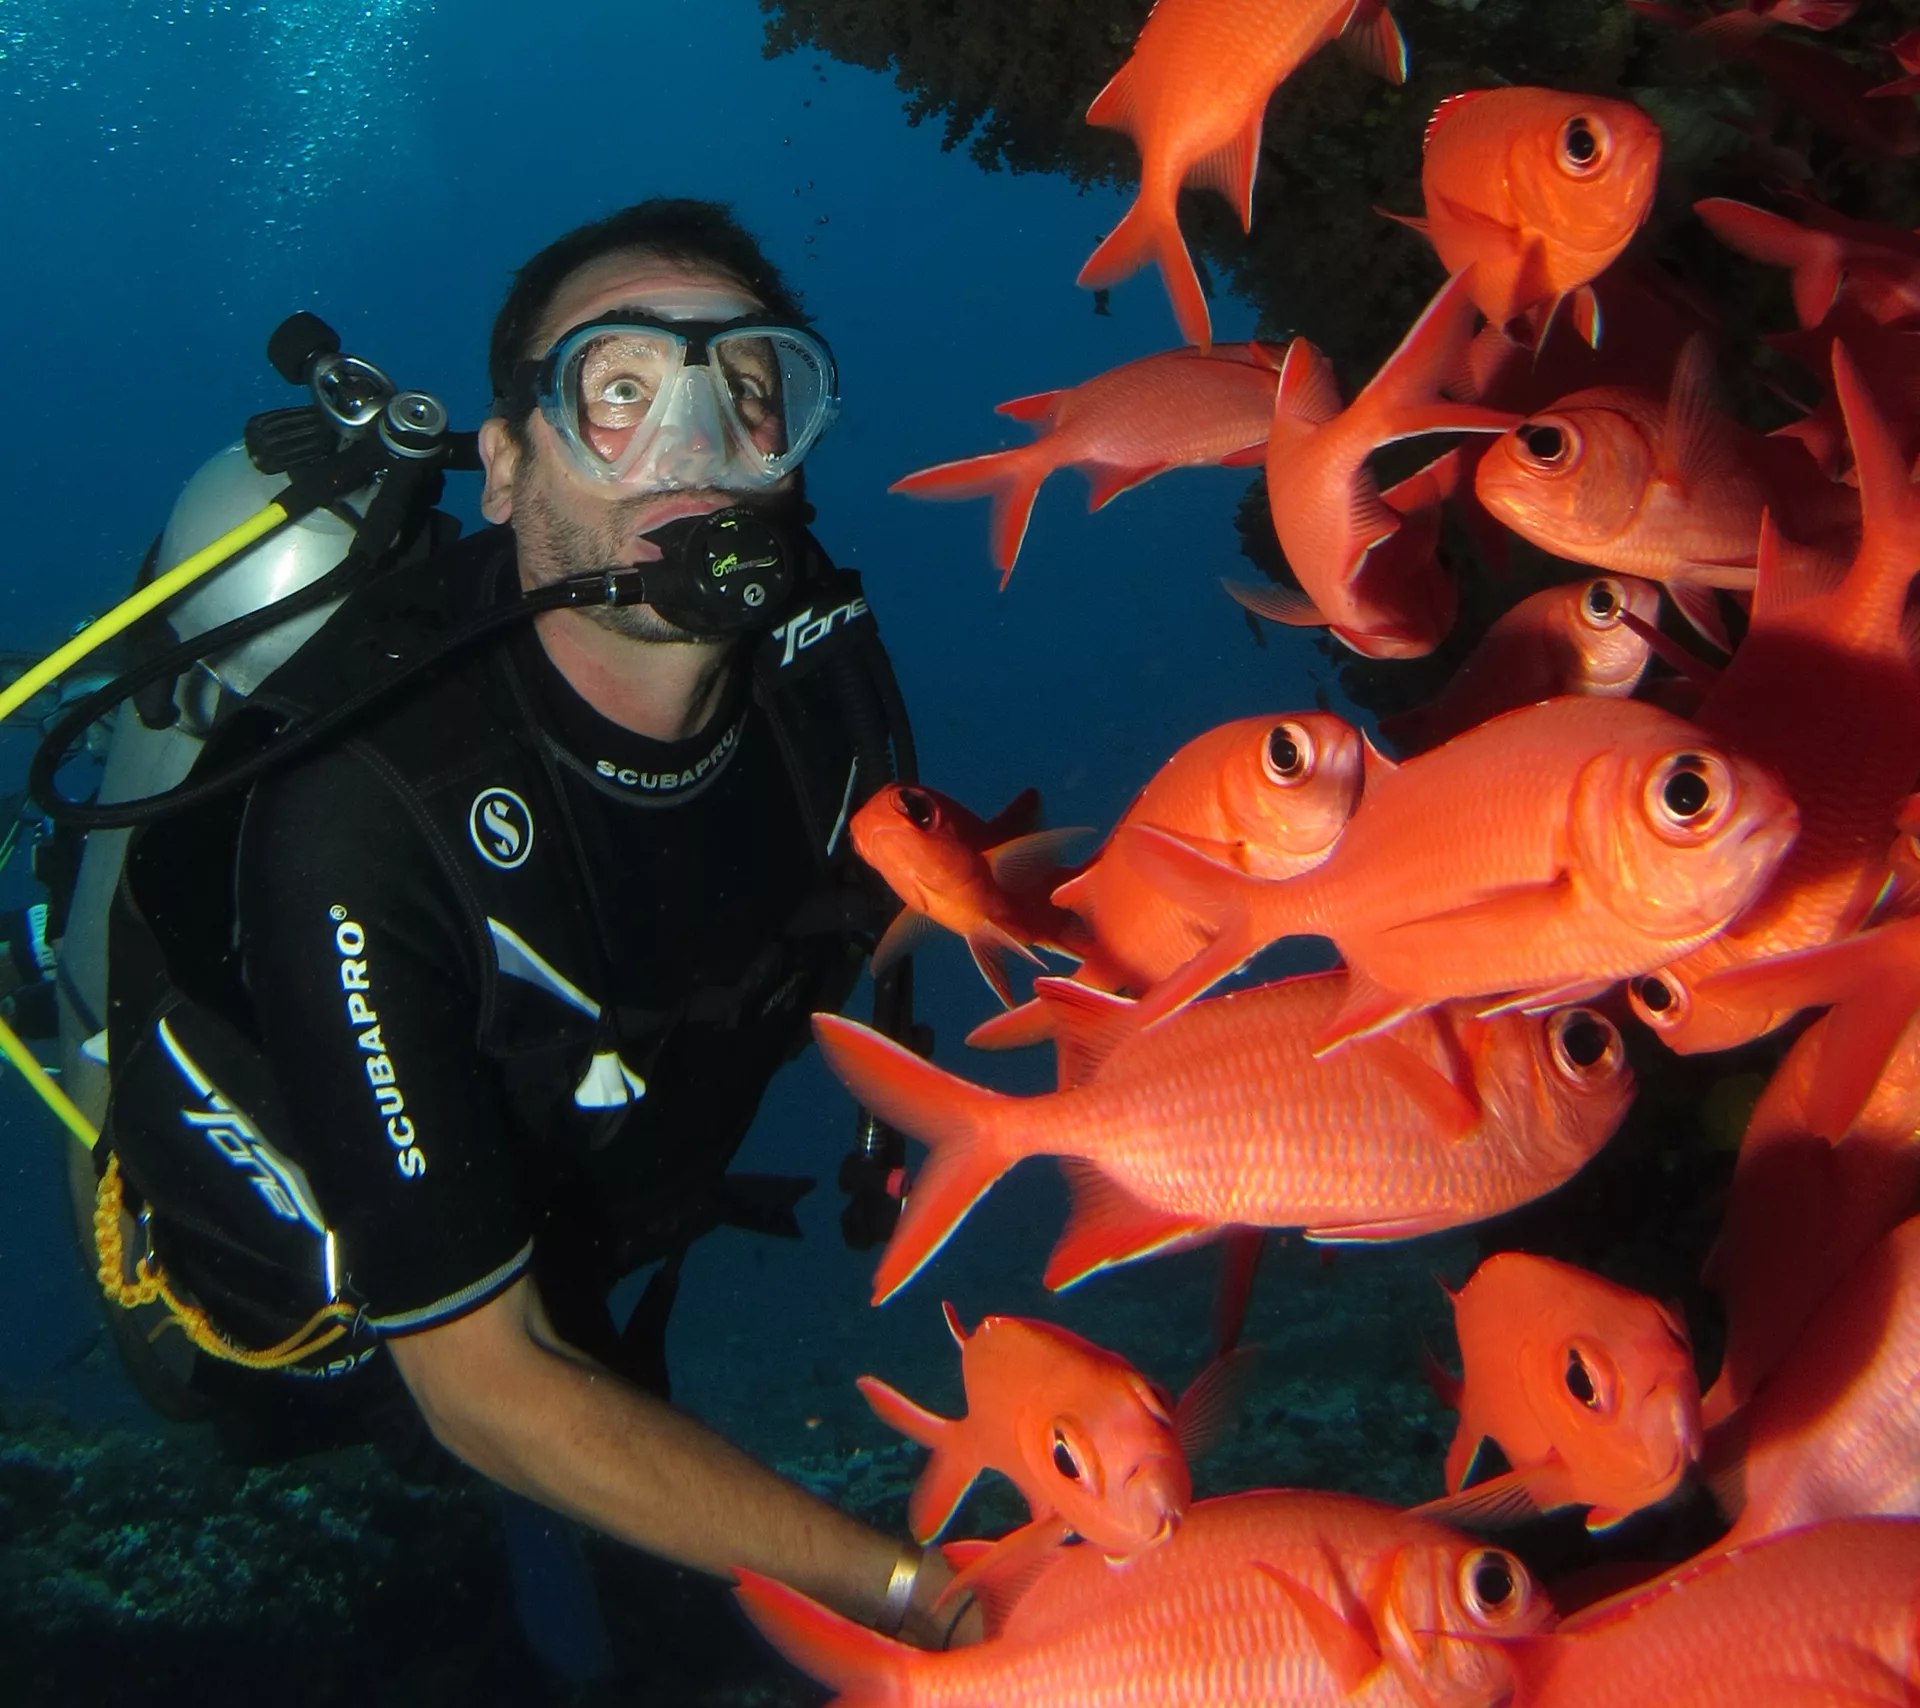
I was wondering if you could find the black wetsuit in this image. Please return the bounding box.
[99,525,894,1439]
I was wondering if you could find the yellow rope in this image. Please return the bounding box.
[93,1153,356,1370]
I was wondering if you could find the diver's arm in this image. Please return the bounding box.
[388,1273,975,1649]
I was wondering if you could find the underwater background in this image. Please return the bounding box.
[1,0,1915,1701]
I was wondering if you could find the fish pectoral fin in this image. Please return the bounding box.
[1371,872,1579,949]
[984,827,1095,896]
[934,1516,1073,1621]
[1429,185,1521,236]
[1173,1343,1262,1460]
[1408,1467,1553,1529]
[1044,1163,1217,1290]
[1255,1564,1384,1694]
[1222,576,1328,628]
[871,905,938,978]
[1664,578,1736,652]
[1347,1031,1482,1138]
[1311,967,1423,1057]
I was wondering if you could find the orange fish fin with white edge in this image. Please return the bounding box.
[871,905,937,979]
[1665,579,1735,652]
[1031,976,1141,1087]
[981,786,1044,845]
[996,388,1066,425]
[964,919,1045,1009]
[1084,58,1138,133]
[1833,341,1920,628]
[811,1015,1018,1305]
[1086,461,1170,510]
[854,1373,977,1542]
[1360,270,1521,446]
[1255,1563,1384,1695]
[1410,1467,1557,1528]
[1694,198,1841,330]
[1223,576,1330,628]
[1338,0,1409,85]
[964,995,1057,1056]
[890,446,1049,587]
[1424,88,1492,153]
[1376,205,1432,240]
[985,827,1093,896]
[1275,337,1346,427]
[732,1568,913,1705]
[934,1516,1073,1616]
[1311,967,1423,1057]
[1750,510,1829,626]
[1367,874,1577,966]
[1079,195,1214,352]
[1655,335,1727,493]
[1347,1030,1482,1137]
[1044,1161,1217,1290]
[1174,1344,1260,1460]
[936,1537,1056,1638]
[1305,1209,1459,1244]
[1189,114,1264,233]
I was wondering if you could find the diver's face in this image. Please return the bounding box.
[478,249,799,602]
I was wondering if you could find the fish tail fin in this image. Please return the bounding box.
[812,1015,1020,1304]
[891,448,1048,585]
[1694,198,1841,328]
[855,1376,977,1541]
[1338,0,1410,83]
[1831,341,1920,651]
[1079,191,1213,351]
[733,1570,914,1707]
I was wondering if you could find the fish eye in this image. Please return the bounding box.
[1644,750,1733,843]
[1264,722,1314,784]
[1550,1008,1618,1078]
[1630,969,1690,1033]
[1584,579,1622,622]
[894,787,936,830]
[1052,1429,1083,1481]
[1518,422,1568,465]
[1559,115,1606,172]
[1459,1548,1529,1624]
[1565,1347,1599,1407]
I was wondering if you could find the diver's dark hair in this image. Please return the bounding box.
[487,198,810,419]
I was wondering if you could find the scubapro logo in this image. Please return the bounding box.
[470,787,533,870]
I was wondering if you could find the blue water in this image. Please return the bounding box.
[0,2,1501,1700]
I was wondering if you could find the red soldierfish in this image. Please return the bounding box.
[1497,1517,1920,1705]
[736,1489,1549,1708]
[1110,694,1799,1051]
[1242,270,1521,659]
[816,972,1633,1305]
[858,1303,1202,1596]
[850,783,1089,1008]
[1697,195,1920,331]
[1700,1016,1920,1427]
[1711,1216,1920,1547]
[1629,344,1920,1053]
[1403,88,1664,343]
[890,344,1284,584]
[1418,1252,1703,1531]
[1473,335,1859,647]
[1079,0,1409,351]
[1379,576,1662,754]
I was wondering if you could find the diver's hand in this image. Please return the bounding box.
[900,1546,985,1651]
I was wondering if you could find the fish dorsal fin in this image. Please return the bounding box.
[997,389,1066,425]
[1656,335,1725,493]
[982,786,1044,844]
[1424,89,1490,154]
[941,1299,971,1349]
[1275,338,1346,427]
[1032,976,1140,1086]
[1257,1559,1383,1694]
[1084,60,1137,134]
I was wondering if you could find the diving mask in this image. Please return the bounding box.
[514,313,838,493]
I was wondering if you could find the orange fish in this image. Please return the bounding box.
[1418,1252,1703,1531]
[1379,576,1663,754]
[1711,1216,1920,1547]
[1235,271,1520,658]
[850,783,1089,1007]
[1497,1517,1920,1705]
[736,1489,1549,1707]
[1079,0,1408,350]
[1627,344,1920,1053]
[1700,1018,1920,1427]
[858,1303,1212,1598]
[1697,195,1920,331]
[1399,87,1664,342]
[816,972,1633,1304]
[1869,26,1920,98]
[889,344,1283,583]
[1110,694,1799,1050]
[1473,335,1858,646]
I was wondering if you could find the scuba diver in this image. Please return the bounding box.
[38,199,973,1665]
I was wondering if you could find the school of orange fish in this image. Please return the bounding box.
[737,0,1920,1700]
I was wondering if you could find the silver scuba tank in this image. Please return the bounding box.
[56,445,373,1123]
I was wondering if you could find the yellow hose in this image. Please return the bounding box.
[0,1006,97,1149]
[0,501,290,726]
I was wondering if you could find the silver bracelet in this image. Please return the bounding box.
[875,1544,923,1637]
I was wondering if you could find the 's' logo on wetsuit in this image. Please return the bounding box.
[469,787,534,869]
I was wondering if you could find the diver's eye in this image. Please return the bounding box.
[1264,722,1313,783]
[1518,423,1567,464]
[895,788,936,830]
[1459,1548,1529,1624]
[1052,1431,1082,1480]
[1560,115,1605,171]
[1550,1008,1618,1079]
[1585,579,1622,621]
[602,377,647,407]
[1565,1347,1599,1407]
